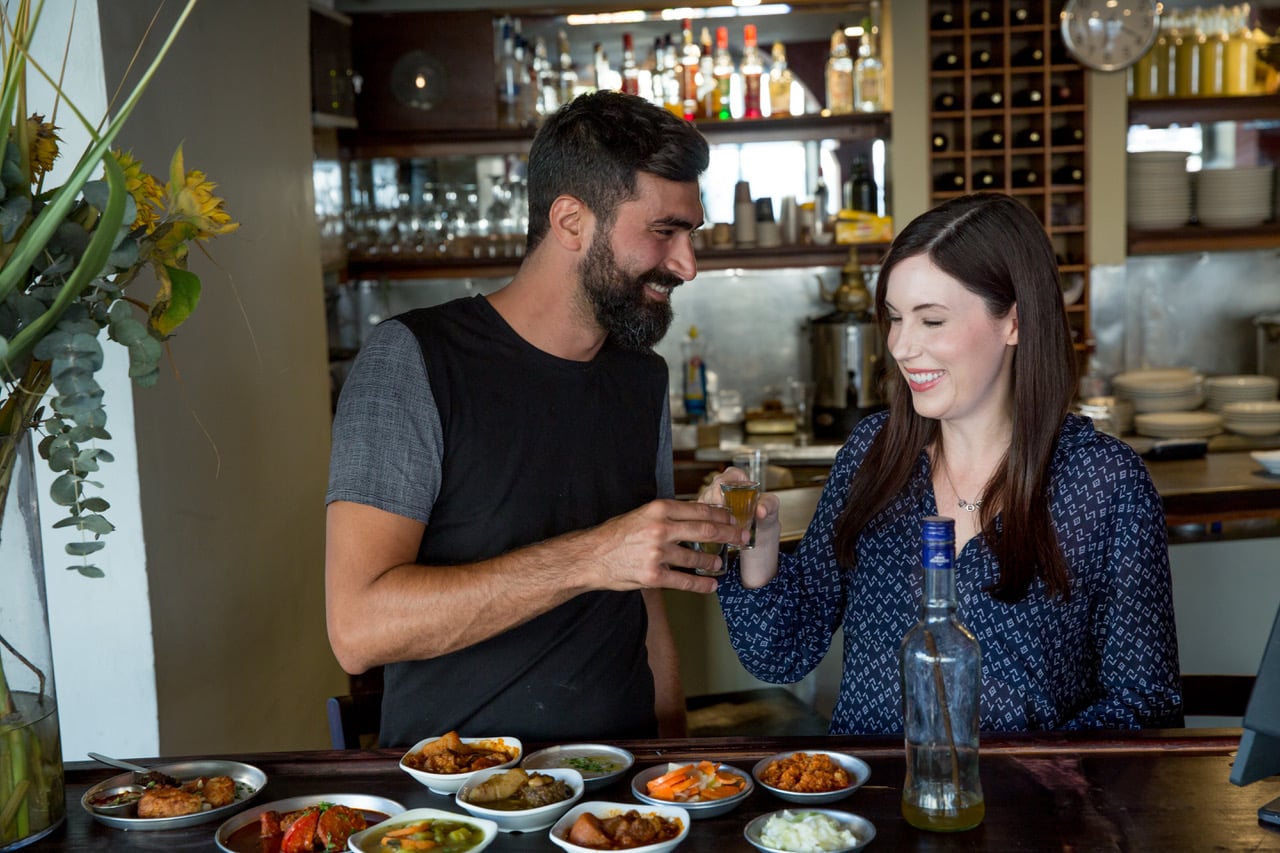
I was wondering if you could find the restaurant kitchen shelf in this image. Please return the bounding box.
[1128,93,1280,129]
[1127,222,1280,255]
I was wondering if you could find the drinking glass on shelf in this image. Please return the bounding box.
[720,480,761,551]
[732,449,768,487]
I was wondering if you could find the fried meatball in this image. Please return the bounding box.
[200,775,236,807]
[137,786,202,818]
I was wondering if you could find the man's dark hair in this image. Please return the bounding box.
[524,91,710,253]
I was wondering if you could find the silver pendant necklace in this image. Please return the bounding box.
[940,457,983,512]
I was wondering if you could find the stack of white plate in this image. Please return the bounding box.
[1204,374,1279,411]
[1112,367,1204,413]
[1127,151,1191,229]
[1220,401,1280,437]
[1195,165,1276,228]
[1134,411,1224,439]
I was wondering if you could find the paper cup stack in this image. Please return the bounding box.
[1127,151,1191,229]
[1112,367,1204,413]
[1195,165,1276,228]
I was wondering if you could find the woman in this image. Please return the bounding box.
[715,193,1182,733]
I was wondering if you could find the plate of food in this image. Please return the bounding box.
[455,766,584,832]
[751,750,870,805]
[400,731,522,795]
[80,759,266,830]
[214,794,403,853]
[521,743,634,792]
[744,808,875,853]
[630,761,752,819]
[348,807,497,853]
[549,801,689,853]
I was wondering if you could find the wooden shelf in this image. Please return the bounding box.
[1127,222,1280,255]
[345,243,888,281]
[1128,94,1280,129]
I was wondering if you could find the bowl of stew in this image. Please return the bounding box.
[548,801,689,853]
[751,750,870,805]
[455,766,584,833]
[399,732,522,795]
[347,808,497,853]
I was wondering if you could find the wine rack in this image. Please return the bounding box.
[927,0,1091,359]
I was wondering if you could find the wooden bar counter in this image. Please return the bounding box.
[32,730,1280,851]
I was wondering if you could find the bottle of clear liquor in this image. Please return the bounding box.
[826,25,854,115]
[713,26,735,119]
[768,42,794,117]
[900,516,985,832]
[854,21,884,112]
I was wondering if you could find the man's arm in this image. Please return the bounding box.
[325,499,740,675]
[643,589,687,737]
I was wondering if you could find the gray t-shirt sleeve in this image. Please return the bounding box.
[326,319,442,524]
[656,389,674,499]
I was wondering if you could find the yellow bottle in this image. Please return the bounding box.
[1197,10,1228,96]
[1172,14,1200,96]
[1223,5,1257,95]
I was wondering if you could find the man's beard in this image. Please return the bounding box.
[579,232,681,351]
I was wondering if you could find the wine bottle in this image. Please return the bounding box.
[1052,164,1085,185]
[931,11,959,30]
[973,129,1005,150]
[844,156,877,213]
[972,90,1004,110]
[970,8,994,27]
[1011,87,1044,107]
[972,169,1002,189]
[1010,168,1041,187]
[933,92,961,111]
[932,171,965,193]
[1009,3,1035,25]
[932,50,961,71]
[970,49,996,69]
[1011,45,1045,66]
[1011,128,1043,148]
[1051,83,1080,105]
[901,518,985,832]
[1051,124,1085,146]
[932,132,949,153]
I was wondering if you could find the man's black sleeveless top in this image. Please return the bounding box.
[381,296,667,746]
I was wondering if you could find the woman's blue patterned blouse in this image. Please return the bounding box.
[718,412,1183,734]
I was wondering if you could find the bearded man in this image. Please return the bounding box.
[324,92,742,745]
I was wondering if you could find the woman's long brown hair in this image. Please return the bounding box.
[833,193,1078,602]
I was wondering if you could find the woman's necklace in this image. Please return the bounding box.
[941,458,983,512]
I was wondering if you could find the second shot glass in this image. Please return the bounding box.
[720,480,761,550]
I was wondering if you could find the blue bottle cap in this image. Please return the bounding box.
[921,515,955,544]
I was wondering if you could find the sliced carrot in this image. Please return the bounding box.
[647,765,692,791]
[384,821,432,838]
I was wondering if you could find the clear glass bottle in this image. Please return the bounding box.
[680,18,701,120]
[620,32,640,96]
[712,27,735,119]
[740,24,764,118]
[826,25,855,115]
[768,42,794,117]
[698,28,717,119]
[556,30,578,107]
[900,516,985,832]
[854,29,885,111]
[495,18,522,127]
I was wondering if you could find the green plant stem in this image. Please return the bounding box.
[3,731,29,838]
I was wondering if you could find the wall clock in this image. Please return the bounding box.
[1060,0,1161,72]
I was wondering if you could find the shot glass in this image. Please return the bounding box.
[720,480,761,551]
[732,449,768,487]
[680,503,728,577]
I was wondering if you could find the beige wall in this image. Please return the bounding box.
[97,0,346,754]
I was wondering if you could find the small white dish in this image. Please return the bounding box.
[455,766,584,833]
[630,762,753,819]
[521,744,634,792]
[1250,450,1280,476]
[744,808,876,853]
[347,807,497,853]
[399,735,522,795]
[752,750,871,805]
[548,801,689,853]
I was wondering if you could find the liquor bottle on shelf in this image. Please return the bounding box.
[1051,82,1081,105]
[973,129,1005,149]
[533,36,558,118]
[933,171,965,192]
[972,90,1003,109]
[970,8,995,27]
[699,28,717,119]
[855,26,885,112]
[741,24,764,118]
[514,35,539,125]
[1051,124,1085,146]
[495,18,522,128]
[931,10,959,29]
[901,517,985,833]
[591,42,609,92]
[1011,127,1043,148]
[972,169,1002,189]
[556,30,577,108]
[970,49,996,69]
[661,34,682,116]
[826,24,855,115]
[844,156,877,213]
[1011,44,1045,66]
[1009,2,1035,25]
[933,91,961,111]
[932,50,961,71]
[932,132,949,152]
[680,19,701,120]
[713,27,734,120]
[1011,87,1043,107]
[769,42,794,117]
[1052,164,1085,185]
[1011,168,1042,187]
[620,33,640,96]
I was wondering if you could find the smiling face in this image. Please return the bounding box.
[579,172,703,350]
[884,254,1019,427]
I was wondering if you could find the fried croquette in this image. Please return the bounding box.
[137,785,203,818]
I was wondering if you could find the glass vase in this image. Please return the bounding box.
[0,431,66,850]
